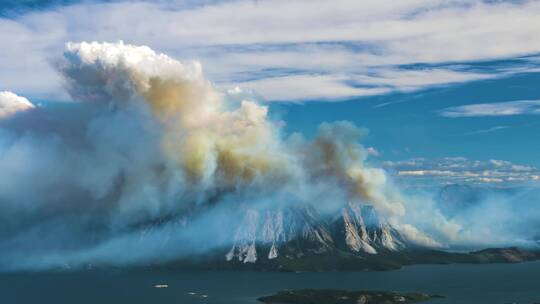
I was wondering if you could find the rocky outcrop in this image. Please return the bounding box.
[226,206,334,263]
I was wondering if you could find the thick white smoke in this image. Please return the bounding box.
[0,41,446,270]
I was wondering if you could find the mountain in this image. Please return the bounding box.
[127,199,540,272]
[224,202,408,266]
[179,200,540,272]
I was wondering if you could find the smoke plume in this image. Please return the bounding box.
[0,91,34,118]
[1,41,532,271]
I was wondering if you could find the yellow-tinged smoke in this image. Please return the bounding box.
[62,41,294,194]
[60,41,405,217]
[310,121,405,216]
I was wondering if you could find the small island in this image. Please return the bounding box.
[258,289,444,304]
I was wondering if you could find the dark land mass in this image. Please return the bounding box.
[161,246,540,272]
[257,289,444,304]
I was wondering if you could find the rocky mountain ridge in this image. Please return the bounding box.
[225,202,408,264]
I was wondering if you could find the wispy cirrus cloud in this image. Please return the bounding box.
[2,0,540,101]
[464,125,510,135]
[439,100,540,117]
[384,157,540,186]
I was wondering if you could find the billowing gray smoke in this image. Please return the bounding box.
[0,41,533,271]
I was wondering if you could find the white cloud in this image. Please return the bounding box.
[225,68,496,101]
[0,91,35,118]
[229,74,391,101]
[440,100,540,117]
[2,0,540,100]
[366,147,381,157]
[385,157,540,186]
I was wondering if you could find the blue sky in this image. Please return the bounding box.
[1,0,540,187]
[278,72,540,163]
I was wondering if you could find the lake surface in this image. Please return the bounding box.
[1,262,540,304]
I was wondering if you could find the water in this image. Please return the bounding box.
[1,262,540,304]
